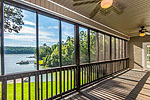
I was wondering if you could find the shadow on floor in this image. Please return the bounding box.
[63,69,150,100]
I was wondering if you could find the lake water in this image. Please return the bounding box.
[4,54,51,82]
[5,54,47,74]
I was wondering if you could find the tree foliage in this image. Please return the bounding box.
[79,31,88,63]
[39,43,59,67]
[62,36,75,66]
[4,4,24,33]
[90,30,97,62]
[38,30,92,67]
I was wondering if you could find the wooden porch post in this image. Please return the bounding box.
[2,80,7,100]
[35,12,39,100]
[114,38,116,59]
[75,24,80,91]
[59,20,62,95]
[88,29,91,82]
[110,36,112,74]
[110,36,112,60]
[88,29,90,63]
[0,0,7,100]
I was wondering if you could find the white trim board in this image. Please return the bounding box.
[142,42,150,69]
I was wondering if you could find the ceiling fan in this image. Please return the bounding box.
[139,26,150,37]
[73,0,126,18]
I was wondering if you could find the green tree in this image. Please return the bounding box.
[38,29,93,67]
[90,30,96,62]
[80,30,88,63]
[39,43,51,60]
[99,34,104,61]
[62,36,75,66]
[4,4,24,33]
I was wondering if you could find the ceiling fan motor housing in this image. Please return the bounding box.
[139,26,146,33]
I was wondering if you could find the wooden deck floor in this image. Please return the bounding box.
[62,69,150,100]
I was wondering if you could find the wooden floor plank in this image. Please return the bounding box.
[62,69,150,100]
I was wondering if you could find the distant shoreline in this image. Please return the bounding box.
[4,46,35,54]
[5,53,34,54]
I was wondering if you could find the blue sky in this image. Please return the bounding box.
[4,7,74,47]
[79,27,88,34]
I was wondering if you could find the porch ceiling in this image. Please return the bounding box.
[51,0,150,37]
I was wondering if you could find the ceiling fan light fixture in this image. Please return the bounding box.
[139,33,145,37]
[101,0,113,9]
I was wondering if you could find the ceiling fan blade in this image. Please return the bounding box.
[89,2,101,18]
[112,6,124,15]
[113,0,126,11]
[145,32,150,35]
[73,0,100,6]
[99,7,112,16]
[144,25,150,28]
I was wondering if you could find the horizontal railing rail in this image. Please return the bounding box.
[0,58,129,100]
[0,65,77,81]
[80,58,129,88]
[80,58,128,66]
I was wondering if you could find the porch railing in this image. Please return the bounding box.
[80,58,129,88]
[0,58,129,100]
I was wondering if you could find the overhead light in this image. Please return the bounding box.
[101,0,113,9]
[139,33,145,37]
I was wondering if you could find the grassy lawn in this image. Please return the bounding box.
[5,81,75,100]
[0,70,99,100]
[6,70,76,100]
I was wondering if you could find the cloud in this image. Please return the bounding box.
[5,24,58,37]
[4,25,59,47]
[5,33,59,47]
[4,21,76,47]
[48,26,59,30]
[5,33,36,42]
[5,25,36,35]
[24,20,36,26]
[20,26,36,35]
[63,32,74,37]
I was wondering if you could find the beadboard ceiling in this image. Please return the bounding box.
[51,0,150,37]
